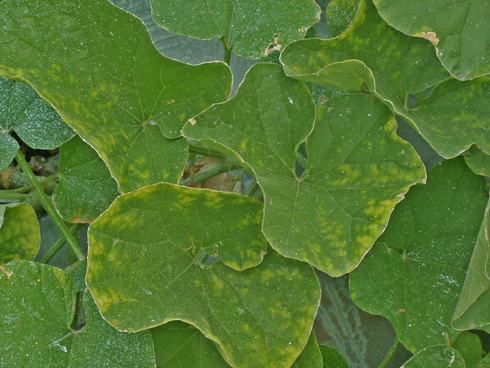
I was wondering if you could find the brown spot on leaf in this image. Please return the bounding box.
[0,265,13,279]
[418,31,439,46]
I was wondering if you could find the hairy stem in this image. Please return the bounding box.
[15,150,85,261]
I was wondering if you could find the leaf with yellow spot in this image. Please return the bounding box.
[86,183,320,368]
[373,0,490,80]
[0,203,40,264]
[0,76,74,170]
[183,63,425,276]
[53,136,119,224]
[0,0,231,192]
[281,0,490,161]
[350,158,488,352]
[452,198,490,334]
[401,346,465,368]
[0,260,155,367]
[150,0,321,59]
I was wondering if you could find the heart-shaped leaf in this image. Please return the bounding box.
[0,203,40,264]
[281,0,490,160]
[53,137,118,223]
[150,0,321,59]
[183,63,425,276]
[0,0,231,192]
[0,261,155,367]
[373,0,490,80]
[87,183,320,368]
[350,158,488,352]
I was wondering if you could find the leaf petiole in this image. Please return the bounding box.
[378,339,400,368]
[15,150,85,261]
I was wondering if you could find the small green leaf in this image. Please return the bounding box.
[453,199,490,333]
[350,158,488,352]
[0,261,155,367]
[152,321,229,367]
[53,137,119,223]
[281,0,490,160]
[373,0,490,80]
[0,134,18,171]
[0,77,74,151]
[292,332,323,368]
[319,345,348,368]
[0,203,40,264]
[183,63,425,276]
[325,0,360,37]
[401,346,465,368]
[465,146,490,177]
[150,0,321,59]
[453,331,483,368]
[87,183,320,368]
[0,0,231,192]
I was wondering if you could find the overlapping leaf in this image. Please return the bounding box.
[150,0,321,59]
[281,0,490,160]
[53,137,118,223]
[453,332,484,368]
[183,63,425,276]
[152,322,323,368]
[0,261,155,367]
[0,0,231,192]
[373,0,490,80]
[350,158,488,352]
[452,199,490,334]
[319,345,348,368]
[465,146,490,177]
[0,77,73,170]
[401,346,465,368]
[0,203,40,264]
[87,183,320,368]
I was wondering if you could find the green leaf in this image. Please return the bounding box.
[0,203,40,264]
[87,183,320,368]
[0,260,155,367]
[319,345,348,368]
[183,63,425,276]
[465,146,490,177]
[325,0,360,37]
[373,0,490,80]
[152,321,230,368]
[452,199,490,333]
[281,0,490,160]
[150,0,321,59]
[480,354,490,368]
[0,77,74,150]
[292,332,323,368]
[453,331,484,368]
[0,0,231,192]
[315,273,408,368]
[0,134,18,171]
[401,346,465,368]
[53,137,119,223]
[350,158,488,352]
[152,322,322,368]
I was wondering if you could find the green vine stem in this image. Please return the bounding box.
[181,160,241,186]
[221,37,232,65]
[15,150,85,261]
[0,190,29,202]
[378,339,400,368]
[39,224,83,264]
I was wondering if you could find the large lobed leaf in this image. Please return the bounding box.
[281,0,490,160]
[0,261,155,367]
[183,63,425,276]
[87,183,320,368]
[373,0,490,80]
[350,158,488,352]
[150,0,321,59]
[0,0,231,192]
